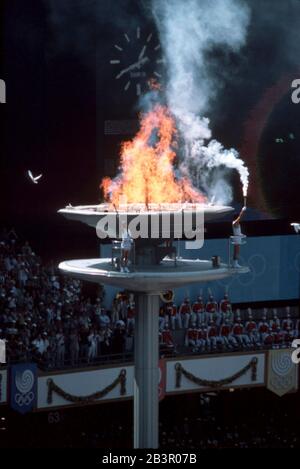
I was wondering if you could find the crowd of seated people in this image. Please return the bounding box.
[159,295,299,354]
[0,229,133,369]
[0,228,299,369]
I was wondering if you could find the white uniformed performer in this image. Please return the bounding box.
[232,206,246,268]
[120,223,133,273]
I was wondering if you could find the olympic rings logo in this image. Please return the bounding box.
[216,252,267,289]
[14,391,34,407]
[236,253,267,287]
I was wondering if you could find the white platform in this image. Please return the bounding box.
[59,257,249,293]
[58,204,233,237]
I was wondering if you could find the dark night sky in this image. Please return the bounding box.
[1,0,300,258]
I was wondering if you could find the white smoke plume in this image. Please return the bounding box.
[152,0,251,204]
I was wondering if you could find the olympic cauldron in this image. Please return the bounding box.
[58,201,249,448]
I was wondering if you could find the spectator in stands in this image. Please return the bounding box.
[111,298,119,324]
[56,328,65,367]
[99,308,110,328]
[69,328,80,366]
[126,302,135,333]
[87,328,99,363]
[112,321,126,354]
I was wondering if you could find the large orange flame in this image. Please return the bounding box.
[101,105,206,207]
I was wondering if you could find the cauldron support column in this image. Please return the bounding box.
[134,292,159,449]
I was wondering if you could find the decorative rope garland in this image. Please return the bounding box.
[175,358,258,389]
[47,369,127,404]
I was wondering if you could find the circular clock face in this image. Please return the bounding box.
[109,27,165,97]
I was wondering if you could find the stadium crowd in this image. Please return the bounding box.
[0,228,299,369]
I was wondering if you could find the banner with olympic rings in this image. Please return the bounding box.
[10,363,37,414]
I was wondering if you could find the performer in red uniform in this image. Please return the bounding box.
[272,326,285,349]
[185,323,199,351]
[264,327,274,347]
[284,326,294,346]
[220,320,238,349]
[282,312,294,331]
[206,294,218,317]
[269,309,281,332]
[179,298,192,329]
[258,313,269,343]
[207,321,218,351]
[233,318,247,348]
[160,325,175,350]
[192,296,205,327]
[219,293,232,325]
[223,304,234,324]
[245,312,260,347]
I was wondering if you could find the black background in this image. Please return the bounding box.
[1,0,300,259]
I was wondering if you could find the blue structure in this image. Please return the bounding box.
[102,234,300,305]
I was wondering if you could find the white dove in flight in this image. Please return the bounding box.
[27,170,43,184]
[291,223,300,234]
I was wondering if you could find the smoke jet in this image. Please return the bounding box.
[152,0,251,203]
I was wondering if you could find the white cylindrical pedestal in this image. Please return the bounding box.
[134,293,159,449]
